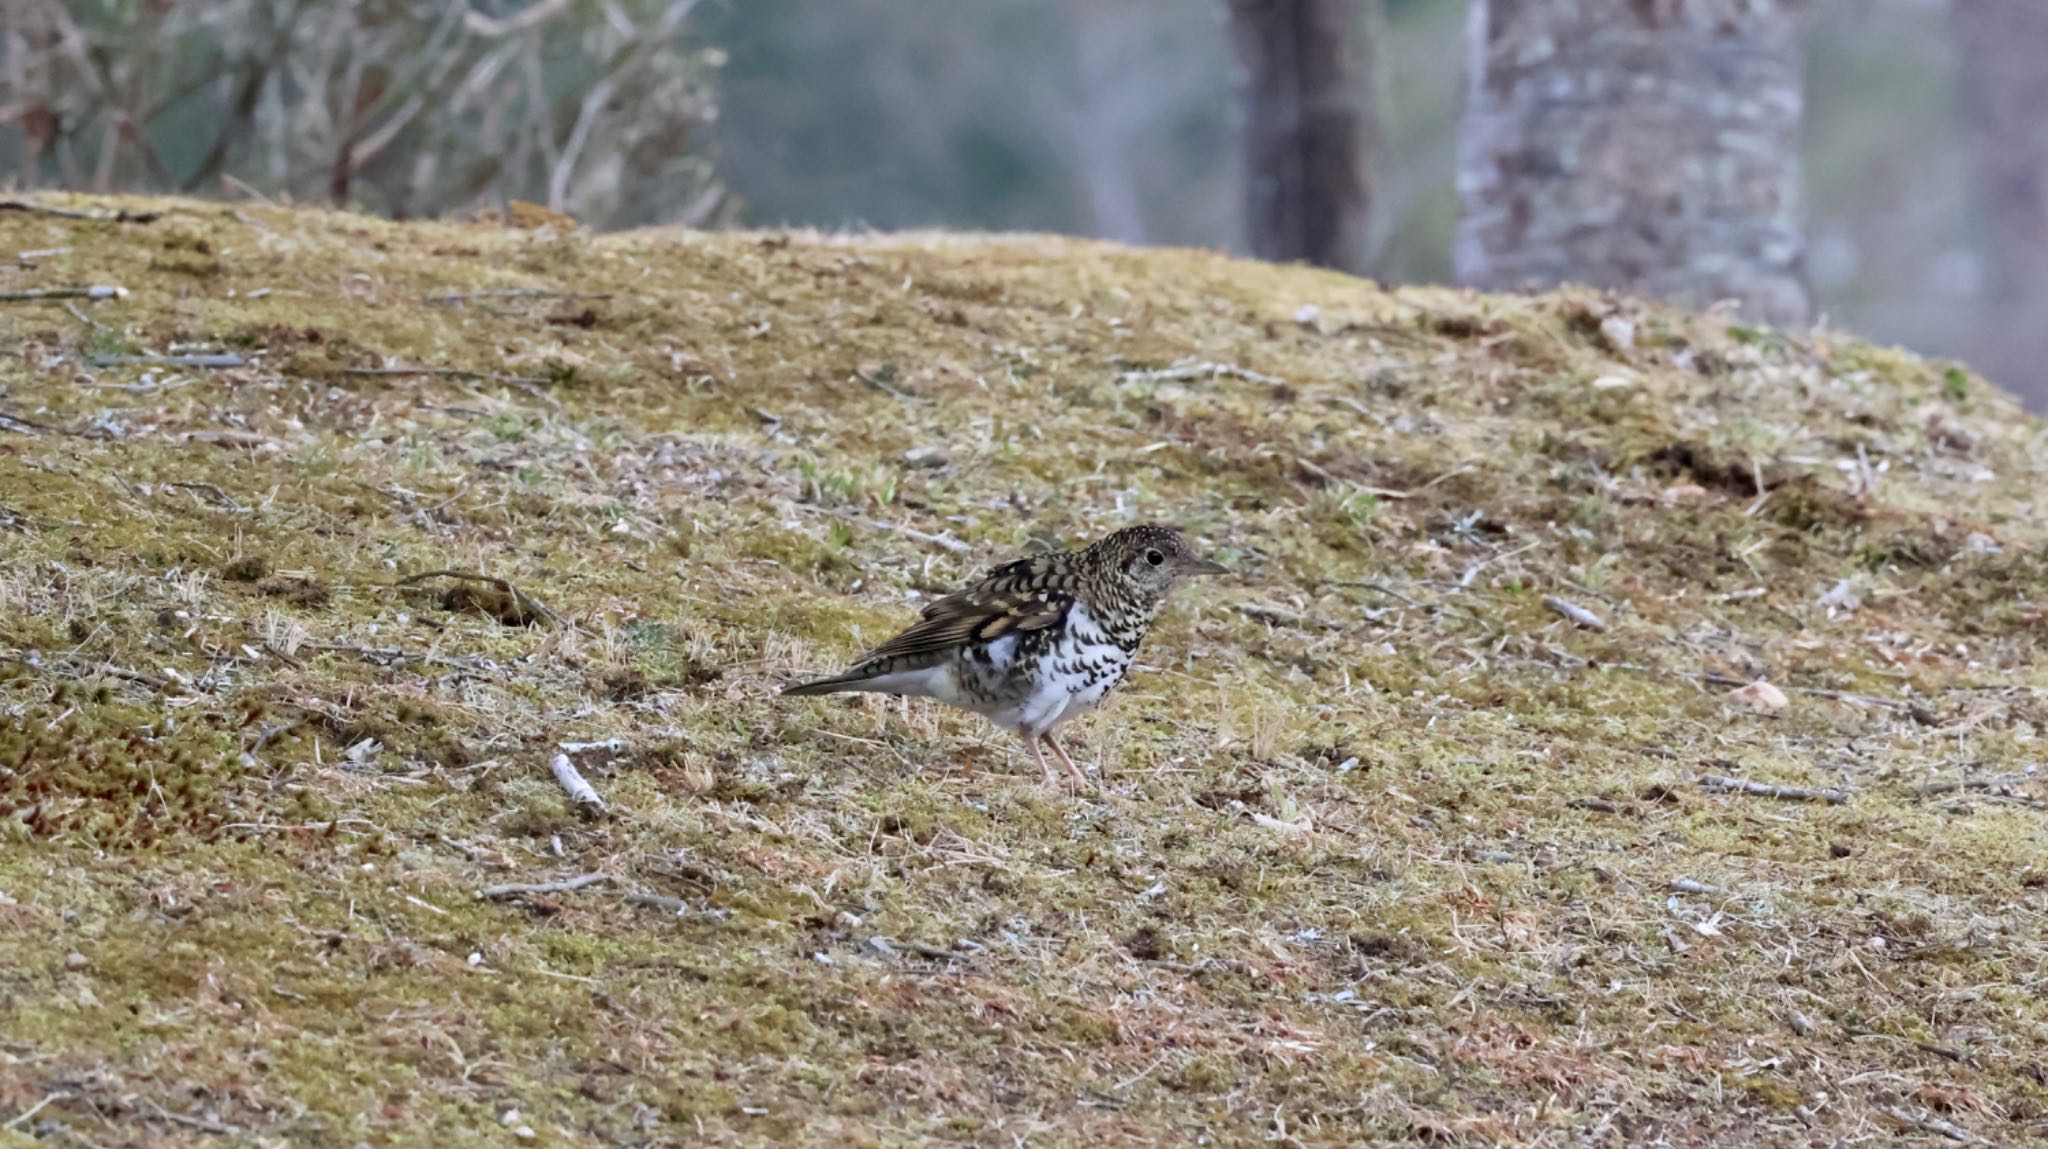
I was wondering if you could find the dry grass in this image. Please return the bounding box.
[2,194,2046,1147]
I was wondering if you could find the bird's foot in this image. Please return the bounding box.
[1042,734,1093,790]
[1025,738,1060,786]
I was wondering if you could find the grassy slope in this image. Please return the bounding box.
[1,196,2045,1148]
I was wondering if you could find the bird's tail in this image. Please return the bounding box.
[781,671,876,697]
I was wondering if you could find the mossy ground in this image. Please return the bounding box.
[2,195,2046,1147]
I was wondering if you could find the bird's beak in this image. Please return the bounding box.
[1179,556,1229,577]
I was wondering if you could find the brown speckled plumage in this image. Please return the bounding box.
[784,524,1226,786]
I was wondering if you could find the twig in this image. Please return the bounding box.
[621,892,692,913]
[560,739,626,756]
[857,516,973,555]
[1116,359,1283,386]
[1884,1106,1988,1145]
[550,752,608,816]
[61,301,107,332]
[295,643,494,673]
[79,375,196,396]
[1699,774,1848,805]
[1540,595,1609,631]
[143,1102,240,1137]
[1912,776,2030,798]
[852,367,920,400]
[1669,878,1726,896]
[0,651,174,692]
[168,481,243,510]
[87,353,245,369]
[299,642,424,666]
[1240,602,1336,630]
[241,720,302,764]
[1911,776,2043,810]
[0,286,126,302]
[3,1091,69,1132]
[1470,544,1543,590]
[479,872,609,900]
[392,568,562,628]
[1908,1037,1972,1063]
[0,200,161,223]
[342,365,550,386]
[616,892,731,923]
[424,289,615,305]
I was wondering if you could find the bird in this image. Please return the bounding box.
[783,524,1227,786]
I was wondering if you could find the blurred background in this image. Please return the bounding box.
[3,0,2043,406]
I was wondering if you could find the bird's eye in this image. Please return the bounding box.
[1144,548,1165,567]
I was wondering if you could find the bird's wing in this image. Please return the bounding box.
[852,556,1078,669]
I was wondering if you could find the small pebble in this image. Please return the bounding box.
[64,951,89,971]
[1830,843,1852,859]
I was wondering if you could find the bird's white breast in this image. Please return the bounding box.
[928,604,1134,737]
[1003,604,1131,736]
[1051,604,1130,706]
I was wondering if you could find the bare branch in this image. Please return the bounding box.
[1540,595,1609,631]
[550,753,607,817]
[88,353,245,369]
[0,285,126,302]
[1699,774,1849,805]
[479,872,609,900]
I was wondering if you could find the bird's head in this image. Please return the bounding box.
[1089,524,1228,602]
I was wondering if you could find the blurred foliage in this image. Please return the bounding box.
[699,0,1240,245]
[0,0,2012,395]
[704,0,1987,386]
[0,0,728,227]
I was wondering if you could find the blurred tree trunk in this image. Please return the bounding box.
[1951,0,2048,404]
[1455,0,1810,326]
[1226,0,1377,274]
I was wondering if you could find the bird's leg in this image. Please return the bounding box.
[1024,735,1058,785]
[1041,732,1090,788]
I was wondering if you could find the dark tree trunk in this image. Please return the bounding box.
[1951,0,2048,406]
[1226,0,1377,275]
[1455,0,1810,326]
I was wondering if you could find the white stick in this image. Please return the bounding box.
[479,872,609,900]
[1700,774,1848,805]
[0,285,125,302]
[559,739,626,756]
[1116,359,1283,386]
[550,753,607,815]
[1541,595,1609,632]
